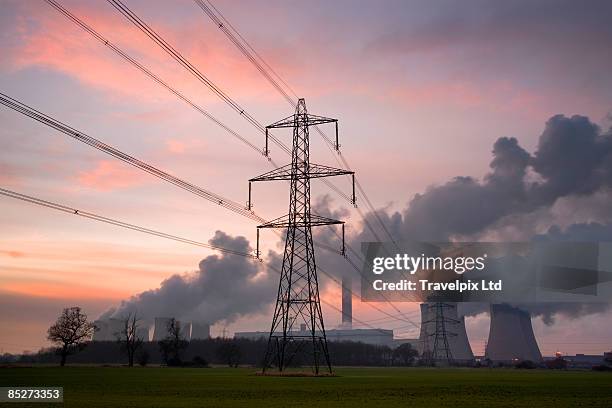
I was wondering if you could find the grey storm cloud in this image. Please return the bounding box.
[333,114,612,324]
[389,114,612,241]
[365,0,612,89]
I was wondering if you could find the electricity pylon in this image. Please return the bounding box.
[248,98,355,374]
[423,302,458,366]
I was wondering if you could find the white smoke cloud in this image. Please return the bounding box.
[101,231,277,325]
[103,113,612,327]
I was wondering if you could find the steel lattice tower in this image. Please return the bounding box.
[424,302,458,366]
[248,98,355,374]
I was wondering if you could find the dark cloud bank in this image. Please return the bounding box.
[106,114,612,326]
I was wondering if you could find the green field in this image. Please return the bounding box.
[1,366,611,407]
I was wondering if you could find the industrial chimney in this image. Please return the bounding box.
[485,304,542,363]
[341,276,352,329]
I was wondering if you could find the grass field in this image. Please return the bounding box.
[1,366,611,407]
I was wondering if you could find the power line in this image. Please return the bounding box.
[0,182,416,324]
[101,0,416,320]
[105,0,354,205]
[354,310,422,325]
[190,0,365,210]
[199,0,299,100]
[266,264,415,336]
[187,1,398,258]
[0,92,379,315]
[0,92,264,223]
[329,145,400,247]
[192,0,296,106]
[44,0,270,162]
[0,187,258,259]
[103,0,391,245]
[2,185,416,329]
[0,91,351,261]
[107,0,284,150]
[192,0,399,249]
[36,2,416,326]
[46,0,354,206]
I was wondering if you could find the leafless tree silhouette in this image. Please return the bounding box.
[47,307,95,366]
[117,312,144,367]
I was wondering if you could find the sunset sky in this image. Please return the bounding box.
[1,0,612,355]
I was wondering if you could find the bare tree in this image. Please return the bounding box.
[47,307,95,366]
[158,318,188,366]
[117,312,144,367]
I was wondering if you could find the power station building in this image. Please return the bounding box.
[485,304,542,363]
[234,328,394,347]
[92,284,543,364]
[235,277,395,346]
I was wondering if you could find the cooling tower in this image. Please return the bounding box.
[485,304,542,362]
[191,322,211,339]
[341,276,352,328]
[180,322,192,341]
[136,326,150,342]
[92,318,123,341]
[152,317,172,341]
[92,320,108,341]
[107,318,123,340]
[418,303,474,363]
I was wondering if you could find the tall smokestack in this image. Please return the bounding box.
[342,276,352,328]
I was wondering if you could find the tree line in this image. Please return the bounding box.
[17,306,419,367]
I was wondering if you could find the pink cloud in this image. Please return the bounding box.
[77,160,148,191]
[4,1,299,105]
[1,281,129,301]
[380,78,550,119]
[162,137,208,156]
[0,250,25,258]
[166,139,186,154]
[0,163,21,186]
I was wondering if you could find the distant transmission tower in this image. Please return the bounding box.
[248,98,355,374]
[424,302,458,366]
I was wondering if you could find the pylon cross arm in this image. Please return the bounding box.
[250,162,353,182]
[257,213,344,229]
[266,113,337,129]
